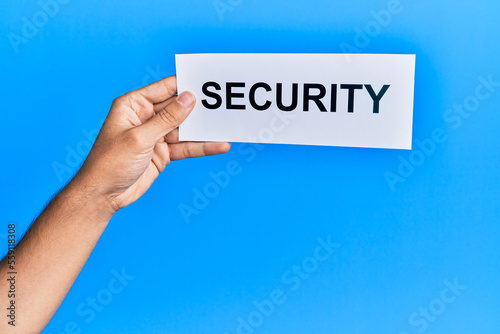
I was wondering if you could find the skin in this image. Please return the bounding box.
[0,75,230,333]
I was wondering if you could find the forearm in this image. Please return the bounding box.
[0,175,115,333]
[0,77,226,333]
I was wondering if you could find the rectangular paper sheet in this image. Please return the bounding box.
[176,53,415,149]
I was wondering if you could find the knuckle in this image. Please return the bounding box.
[158,107,181,125]
[112,92,137,108]
[163,77,178,96]
[111,95,125,107]
[125,129,144,147]
[182,144,194,158]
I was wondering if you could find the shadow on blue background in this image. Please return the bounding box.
[1,0,499,333]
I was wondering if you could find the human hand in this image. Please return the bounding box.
[73,75,230,216]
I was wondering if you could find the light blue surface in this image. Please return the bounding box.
[1,0,499,333]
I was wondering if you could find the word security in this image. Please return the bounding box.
[201,82,390,114]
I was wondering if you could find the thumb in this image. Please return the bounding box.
[139,91,196,143]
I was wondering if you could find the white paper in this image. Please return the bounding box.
[176,53,415,149]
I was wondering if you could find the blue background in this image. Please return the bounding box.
[1,0,500,333]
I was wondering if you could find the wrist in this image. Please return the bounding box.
[64,173,118,223]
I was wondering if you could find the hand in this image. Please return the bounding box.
[74,75,230,215]
[1,75,231,333]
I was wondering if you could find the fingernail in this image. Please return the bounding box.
[177,92,195,109]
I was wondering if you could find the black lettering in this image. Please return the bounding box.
[303,84,327,112]
[226,82,246,110]
[330,84,337,112]
[277,83,298,111]
[249,82,272,111]
[201,82,222,109]
[365,84,390,113]
[340,84,363,113]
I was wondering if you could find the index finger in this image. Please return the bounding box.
[136,75,178,104]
